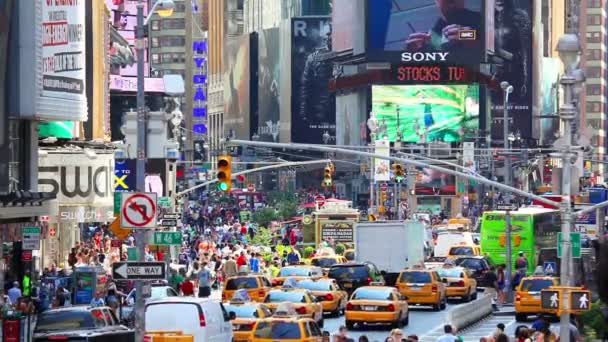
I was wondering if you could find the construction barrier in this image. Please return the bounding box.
[144,330,194,342]
[446,294,493,331]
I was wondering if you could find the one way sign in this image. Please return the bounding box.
[112,262,166,281]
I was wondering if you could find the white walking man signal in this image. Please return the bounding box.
[579,293,589,309]
[550,292,559,308]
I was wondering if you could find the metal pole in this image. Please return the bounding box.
[135,2,146,340]
[559,74,577,342]
[393,182,398,218]
[370,149,375,217]
[501,82,514,303]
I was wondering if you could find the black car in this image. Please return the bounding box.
[327,262,384,294]
[34,306,134,342]
[454,256,495,288]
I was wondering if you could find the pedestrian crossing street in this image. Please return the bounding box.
[419,316,516,342]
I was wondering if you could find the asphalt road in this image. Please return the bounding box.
[323,298,486,342]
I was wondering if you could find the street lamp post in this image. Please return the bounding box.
[367,113,379,216]
[555,32,583,342]
[500,81,515,303]
[134,1,175,340]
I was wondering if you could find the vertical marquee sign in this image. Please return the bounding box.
[192,40,208,136]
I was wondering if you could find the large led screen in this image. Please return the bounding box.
[367,0,485,64]
[371,85,479,143]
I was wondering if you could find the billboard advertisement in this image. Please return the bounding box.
[105,0,148,77]
[224,35,251,140]
[332,0,356,51]
[366,0,485,64]
[371,85,480,143]
[291,17,336,144]
[258,28,281,142]
[416,167,456,196]
[540,58,561,146]
[490,0,533,140]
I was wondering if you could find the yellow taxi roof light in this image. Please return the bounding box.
[274,303,298,317]
[282,278,299,289]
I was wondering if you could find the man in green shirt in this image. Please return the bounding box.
[22,270,32,297]
[169,269,185,293]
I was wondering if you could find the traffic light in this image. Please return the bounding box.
[216,155,232,192]
[380,188,387,204]
[392,163,405,183]
[322,165,333,187]
[570,290,592,312]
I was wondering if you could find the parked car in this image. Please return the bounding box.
[34,306,134,342]
[454,256,495,288]
[145,297,234,342]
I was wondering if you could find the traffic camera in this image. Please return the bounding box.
[392,163,405,183]
[217,155,232,192]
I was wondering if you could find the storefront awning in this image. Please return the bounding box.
[0,197,58,220]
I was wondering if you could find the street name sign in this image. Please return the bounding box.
[162,213,180,220]
[22,227,41,250]
[153,232,182,245]
[112,262,166,280]
[159,219,178,227]
[496,203,518,211]
[121,192,158,228]
[557,232,582,258]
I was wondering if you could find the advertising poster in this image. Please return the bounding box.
[366,0,485,65]
[291,17,336,144]
[258,28,281,142]
[331,0,356,51]
[104,0,147,77]
[490,0,533,140]
[374,139,391,182]
[416,167,456,196]
[320,221,354,244]
[371,85,480,143]
[540,58,561,146]
[224,35,251,140]
[42,0,86,101]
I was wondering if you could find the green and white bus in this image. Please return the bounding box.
[480,207,561,274]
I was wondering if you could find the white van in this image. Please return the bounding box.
[145,297,234,342]
[434,231,475,257]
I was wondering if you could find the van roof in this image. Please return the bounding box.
[146,296,218,306]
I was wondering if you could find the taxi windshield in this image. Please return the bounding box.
[266,291,307,303]
[352,288,392,300]
[400,271,432,283]
[520,279,554,292]
[449,247,474,255]
[298,280,332,291]
[279,267,311,277]
[437,268,465,278]
[311,258,338,268]
[226,277,258,290]
[254,321,301,339]
[224,305,259,318]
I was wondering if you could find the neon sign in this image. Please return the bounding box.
[192,40,208,134]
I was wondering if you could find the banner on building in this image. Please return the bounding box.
[291,16,336,144]
[258,28,281,142]
[373,139,391,182]
[224,34,252,140]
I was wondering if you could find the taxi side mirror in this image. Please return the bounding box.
[229,311,237,320]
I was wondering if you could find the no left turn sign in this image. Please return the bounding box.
[121,193,158,228]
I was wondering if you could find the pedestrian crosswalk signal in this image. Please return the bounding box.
[570,290,591,312]
[392,163,405,183]
[540,289,562,310]
[322,165,333,187]
[217,155,232,192]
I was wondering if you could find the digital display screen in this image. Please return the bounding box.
[371,85,480,143]
[367,0,485,65]
[392,65,476,83]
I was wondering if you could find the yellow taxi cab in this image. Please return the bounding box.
[344,286,409,330]
[515,275,559,322]
[310,255,348,274]
[272,265,324,287]
[396,265,447,311]
[222,272,273,302]
[263,286,324,327]
[296,278,348,316]
[447,242,481,258]
[223,290,273,342]
[435,265,478,302]
[250,303,323,342]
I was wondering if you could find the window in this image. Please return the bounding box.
[151,53,159,64]
[174,2,186,12]
[172,53,185,63]
[151,20,160,31]
[587,15,601,25]
[158,36,186,47]
[587,84,602,95]
[589,0,602,8]
[587,102,601,112]
[587,49,602,60]
[587,31,602,43]
[587,67,602,78]
[151,37,159,48]
[162,18,185,30]
[161,53,172,63]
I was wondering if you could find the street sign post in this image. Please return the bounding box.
[557,232,582,258]
[153,232,182,245]
[541,289,562,310]
[22,227,41,250]
[121,192,158,228]
[112,262,166,280]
